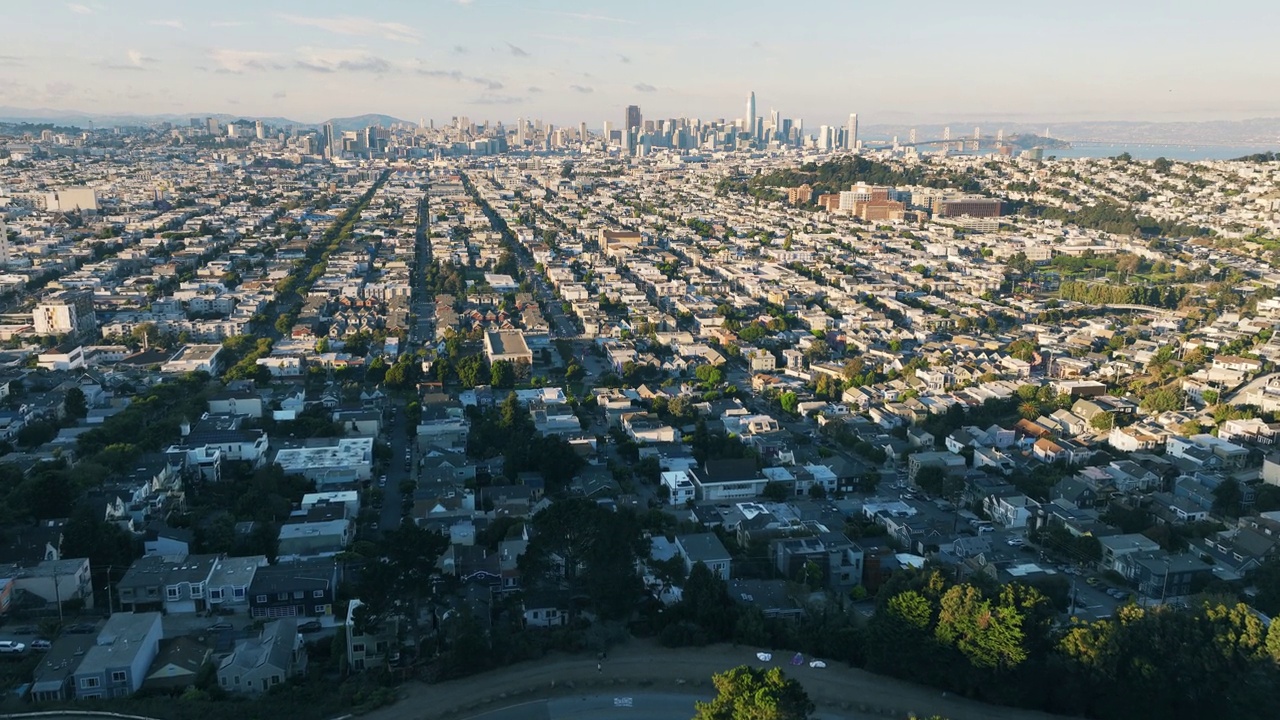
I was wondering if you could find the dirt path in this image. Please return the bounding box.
[364,640,1069,720]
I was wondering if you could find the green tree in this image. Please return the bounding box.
[63,387,88,420]
[779,391,799,415]
[693,666,814,720]
[695,364,724,387]
[762,481,790,502]
[490,359,516,389]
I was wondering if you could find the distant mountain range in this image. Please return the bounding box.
[863,118,1280,148]
[0,107,411,133]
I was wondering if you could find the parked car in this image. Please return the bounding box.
[64,623,97,635]
[206,621,233,632]
[0,641,25,654]
[298,620,323,634]
[1006,538,1025,546]
[29,640,51,651]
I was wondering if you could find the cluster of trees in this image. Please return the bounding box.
[1015,200,1211,238]
[743,156,982,200]
[864,568,1280,719]
[465,392,584,492]
[694,666,814,720]
[1058,280,1187,308]
[222,336,274,384]
[519,499,646,620]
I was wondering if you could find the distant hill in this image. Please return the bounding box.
[0,106,410,131]
[323,114,412,132]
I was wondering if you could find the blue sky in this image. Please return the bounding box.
[2,0,1277,125]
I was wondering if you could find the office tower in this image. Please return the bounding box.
[516,117,525,145]
[602,120,613,144]
[205,117,219,135]
[254,120,265,139]
[34,290,96,336]
[579,122,588,142]
[625,105,642,132]
[845,113,858,150]
[323,123,335,157]
[817,125,832,150]
[226,123,238,139]
[0,217,8,267]
[746,91,756,137]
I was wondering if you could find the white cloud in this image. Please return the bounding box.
[277,14,420,44]
[126,49,157,67]
[67,3,92,14]
[148,19,184,29]
[294,48,394,74]
[209,49,280,74]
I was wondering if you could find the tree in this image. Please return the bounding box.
[63,387,88,420]
[1090,412,1114,432]
[490,359,516,389]
[1212,478,1243,517]
[693,666,814,720]
[762,481,789,502]
[695,364,723,387]
[779,391,799,415]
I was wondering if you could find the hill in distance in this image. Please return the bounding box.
[0,106,410,131]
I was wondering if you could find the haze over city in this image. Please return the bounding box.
[4,4,1280,720]
[4,0,1280,126]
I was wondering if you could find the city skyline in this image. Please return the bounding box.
[3,0,1280,127]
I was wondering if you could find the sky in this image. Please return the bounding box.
[2,0,1279,127]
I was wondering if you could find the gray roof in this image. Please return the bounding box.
[219,618,298,676]
[677,533,730,564]
[75,612,162,676]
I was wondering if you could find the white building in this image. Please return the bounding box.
[274,438,375,486]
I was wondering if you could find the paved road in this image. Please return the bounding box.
[364,640,1069,720]
[380,407,414,531]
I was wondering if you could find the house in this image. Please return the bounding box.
[1032,438,1069,464]
[345,598,398,671]
[72,612,164,699]
[771,533,864,590]
[1098,534,1162,574]
[4,557,94,612]
[728,578,804,619]
[30,634,97,701]
[206,555,266,615]
[687,458,769,501]
[907,451,966,482]
[142,637,211,694]
[675,533,731,580]
[277,519,353,558]
[984,494,1035,528]
[483,329,533,365]
[207,389,264,419]
[522,590,570,629]
[247,557,339,620]
[660,470,697,506]
[116,553,219,614]
[620,412,677,443]
[219,617,307,693]
[1109,425,1165,452]
[1115,552,1213,603]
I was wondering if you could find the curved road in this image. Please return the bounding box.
[365,640,1068,720]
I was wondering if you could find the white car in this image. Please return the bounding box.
[977,525,995,533]
[1007,538,1025,546]
[756,652,772,662]
[0,641,25,653]
[809,660,827,669]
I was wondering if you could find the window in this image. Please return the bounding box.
[210,589,224,600]
[292,591,303,599]
[352,643,365,654]
[272,676,280,685]
[313,605,325,614]
[277,592,288,600]
[234,587,246,598]
[111,671,127,683]
[256,594,267,603]
[312,590,324,598]
[166,586,180,600]
[81,677,100,689]
[234,676,240,685]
